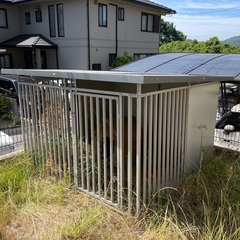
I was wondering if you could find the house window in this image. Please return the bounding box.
[25,12,31,25]
[0,9,8,28]
[92,63,101,70]
[98,3,107,27]
[134,53,153,60]
[141,13,160,33]
[57,4,64,37]
[48,5,56,37]
[109,54,117,66]
[118,7,124,21]
[0,54,12,68]
[35,10,42,22]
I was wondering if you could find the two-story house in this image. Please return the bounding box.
[0,0,175,70]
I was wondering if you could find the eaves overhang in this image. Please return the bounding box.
[0,69,233,84]
[0,34,58,49]
[0,0,35,4]
[123,0,176,14]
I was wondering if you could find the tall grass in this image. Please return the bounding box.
[0,149,240,239]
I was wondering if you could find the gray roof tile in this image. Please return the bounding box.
[0,34,58,48]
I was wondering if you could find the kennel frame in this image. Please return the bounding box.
[1,68,233,216]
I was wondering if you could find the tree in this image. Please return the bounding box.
[159,19,187,45]
[160,37,240,54]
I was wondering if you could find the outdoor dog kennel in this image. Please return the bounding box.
[1,60,232,216]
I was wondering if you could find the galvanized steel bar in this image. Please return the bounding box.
[152,94,158,195]
[102,98,107,197]
[170,91,175,185]
[90,96,95,193]
[96,97,101,195]
[157,93,163,191]
[127,96,133,212]
[118,95,123,207]
[78,95,85,188]
[136,84,142,218]
[18,83,26,151]
[84,96,90,191]
[162,93,167,186]
[72,91,78,187]
[143,95,148,204]
[109,99,114,202]
[148,95,153,201]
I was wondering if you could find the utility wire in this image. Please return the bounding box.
[165,13,240,21]
[177,5,240,15]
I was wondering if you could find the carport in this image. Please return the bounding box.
[1,55,233,216]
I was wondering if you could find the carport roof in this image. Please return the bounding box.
[0,34,58,49]
[114,53,240,81]
[1,68,233,85]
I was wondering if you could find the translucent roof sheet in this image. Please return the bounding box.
[114,53,240,81]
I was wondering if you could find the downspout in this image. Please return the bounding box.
[109,3,118,56]
[56,48,59,69]
[87,0,91,70]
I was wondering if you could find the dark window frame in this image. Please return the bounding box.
[98,3,107,27]
[48,5,56,37]
[118,7,124,21]
[141,12,160,33]
[57,3,65,37]
[0,8,8,28]
[35,10,42,22]
[25,12,31,25]
[109,53,117,66]
[0,54,13,68]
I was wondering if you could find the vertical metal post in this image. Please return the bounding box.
[157,93,163,192]
[143,95,148,204]
[90,96,95,193]
[136,84,142,218]
[153,94,158,195]
[127,96,133,212]
[71,84,78,187]
[118,95,123,207]
[17,81,26,151]
[148,95,153,201]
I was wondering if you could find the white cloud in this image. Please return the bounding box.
[157,0,240,41]
[163,15,240,41]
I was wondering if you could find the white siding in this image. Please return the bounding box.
[1,0,169,70]
[0,5,20,41]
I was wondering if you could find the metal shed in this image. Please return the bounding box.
[1,58,233,216]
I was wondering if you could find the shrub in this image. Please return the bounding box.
[111,52,133,68]
[0,93,10,116]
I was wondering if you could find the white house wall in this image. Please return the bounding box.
[0,5,20,41]
[89,0,162,69]
[1,0,168,70]
[17,0,89,69]
[117,2,160,55]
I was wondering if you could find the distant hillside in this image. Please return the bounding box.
[224,36,240,47]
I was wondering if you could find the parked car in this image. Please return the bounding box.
[0,131,14,156]
[0,74,35,105]
[215,104,240,151]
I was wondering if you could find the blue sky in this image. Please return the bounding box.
[156,0,240,41]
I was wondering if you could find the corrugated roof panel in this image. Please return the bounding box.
[115,53,240,81]
[114,53,189,72]
[190,54,240,77]
[149,53,223,74]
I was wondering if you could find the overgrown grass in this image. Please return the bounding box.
[0,149,240,239]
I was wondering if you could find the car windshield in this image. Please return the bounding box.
[216,111,240,131]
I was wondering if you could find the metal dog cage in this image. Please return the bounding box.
[1,68,232,216]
